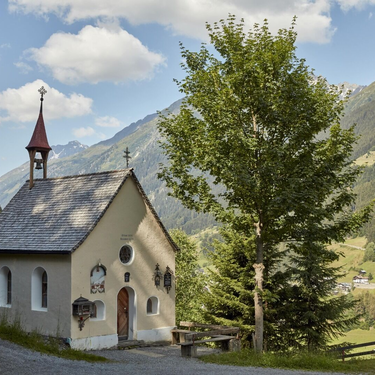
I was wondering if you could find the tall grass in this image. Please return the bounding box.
[200,349,375,374]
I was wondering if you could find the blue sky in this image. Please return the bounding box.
[1,0,375,177]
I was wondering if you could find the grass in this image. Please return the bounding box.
[200,349,375,373]
[330,240,366,282]
[331,329,375,347]
[344,237,367,248]
[0,315,109,363]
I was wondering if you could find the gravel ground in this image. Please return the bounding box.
[0,338,349,375]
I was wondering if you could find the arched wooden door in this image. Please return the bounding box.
[117,287,129,339]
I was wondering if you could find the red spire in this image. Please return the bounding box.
[26,87,51,152]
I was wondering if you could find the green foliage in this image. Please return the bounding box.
[354,291,375,328]
[171,229,205,324]
[158,15,373,351]
[364,242,375,262]
[202,224,287,348]
[202,225,256,340]
[284,242,359,350]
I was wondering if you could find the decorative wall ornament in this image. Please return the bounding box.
[164,266,173,293]
[90,263,106,294]
[154,263,162,286]
[72,296,95,331]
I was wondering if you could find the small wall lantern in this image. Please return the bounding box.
[164,266,173,294]
[154,263,162,286]
[124,272,130,282]
[72,296,95,331]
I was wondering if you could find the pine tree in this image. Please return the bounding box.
[283,242,358,350]
[203,223,288,349]
[171,229,205,324]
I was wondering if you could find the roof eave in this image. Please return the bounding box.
[0,249,71,255]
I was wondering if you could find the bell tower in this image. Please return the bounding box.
[26,86,52,189]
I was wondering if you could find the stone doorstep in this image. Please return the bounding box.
[117,340,171,349]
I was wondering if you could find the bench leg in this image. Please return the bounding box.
[181,345,197,358]
[229,338,241,352]
[172,332,178,345]
[221,340,230,352]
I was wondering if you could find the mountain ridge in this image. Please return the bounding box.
[2,86,375,235]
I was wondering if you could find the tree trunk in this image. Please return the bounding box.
[253,221,264,353]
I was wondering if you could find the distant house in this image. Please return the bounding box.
[353,275,369,284]
[0,88,176,350]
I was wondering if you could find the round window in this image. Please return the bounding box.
[119,245,133,265]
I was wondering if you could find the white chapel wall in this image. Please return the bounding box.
[70,177,175,344]
[0,254,71,337]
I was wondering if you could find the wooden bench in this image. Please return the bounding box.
[178,335,240,357]
[171,328,198,345]
[171,322,241,358]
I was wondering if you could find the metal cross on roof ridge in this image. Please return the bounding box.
[38,86,47,100]
[123,147,131,168]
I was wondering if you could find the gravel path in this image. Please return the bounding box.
[0,338,349,375]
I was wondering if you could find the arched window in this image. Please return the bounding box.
[0,267,11,307]
[91,300,105,321]
[7,270,11,305]
[32,267,47,311]
[146,297,159,315]
[42,271,47,308]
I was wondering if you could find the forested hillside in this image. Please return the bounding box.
[2,81,375,236]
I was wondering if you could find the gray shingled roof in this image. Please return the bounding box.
[0,169,135,253]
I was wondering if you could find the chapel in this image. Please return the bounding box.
[0,87,176,350]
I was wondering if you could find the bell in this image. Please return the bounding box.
[34,158,43,170]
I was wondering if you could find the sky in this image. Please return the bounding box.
[2,0,375,177]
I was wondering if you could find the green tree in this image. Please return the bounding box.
[363,242,375,262]
[171,229,205,324]
[202,223,288,350]
[285,242,359,350]
[158,16,373,352]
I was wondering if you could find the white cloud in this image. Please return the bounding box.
[95,116,121,128]
[26,24,166,85]
[72,126,106,139]
[0,43,10,49]
[0,79,92,123]
[336,0,375,11]
[8,0,339,43]
[14,61,33,74]
[72,126,95,138]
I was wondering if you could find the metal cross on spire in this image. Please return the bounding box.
[38,86,47,101]
[123,147,131,168]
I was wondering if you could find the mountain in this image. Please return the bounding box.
[0,98,214,233]
[49,140,88,160]
[340,81,375,160]
[338,82,366,101]
[3,83,375,235]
